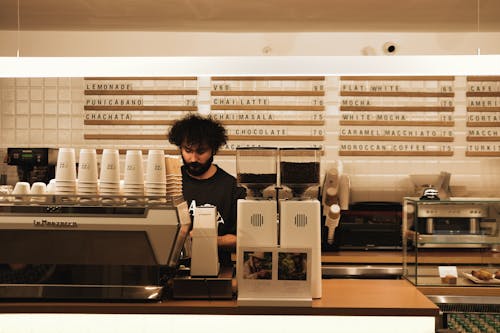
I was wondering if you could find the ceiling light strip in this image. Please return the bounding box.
[0,56,500,77]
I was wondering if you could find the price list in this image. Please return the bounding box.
[210,76,325,151]
[338,76,455,156]
[466,76,500,157]
[83,77,198,144]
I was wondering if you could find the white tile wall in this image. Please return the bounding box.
[1,77,499,201]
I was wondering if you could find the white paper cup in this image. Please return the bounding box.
[30,182,47,203]
[55,148,77,182]
[78,148,98,184]
[30,182,47,195]
[124,150,145,185]
[146,150,166,184]
[47,179,56,194]
[100,149,121,184]
[13,182,31,195]
[13,181,31,202]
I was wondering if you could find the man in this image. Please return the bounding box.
[242,252,271,280]
[168,114,246,266]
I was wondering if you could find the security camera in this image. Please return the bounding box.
[383,42,397,55]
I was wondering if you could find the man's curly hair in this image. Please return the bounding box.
[168,113,227,153]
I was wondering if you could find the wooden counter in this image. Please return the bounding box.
[0,279,438,318]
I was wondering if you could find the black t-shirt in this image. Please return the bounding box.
[181,165,246,236]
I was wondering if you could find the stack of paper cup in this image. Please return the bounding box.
[55,148,77,195]
[77,148,99,196]
[99,149,121,199]
[145,150,166,200]
[123,150,145,201]
[165,155,183,198]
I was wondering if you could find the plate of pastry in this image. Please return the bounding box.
[462,269,500,285]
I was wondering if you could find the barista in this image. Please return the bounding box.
[168,114,246,266]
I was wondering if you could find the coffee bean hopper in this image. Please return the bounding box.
[236,147,278,199]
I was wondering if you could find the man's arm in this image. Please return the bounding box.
[218,233,236,248]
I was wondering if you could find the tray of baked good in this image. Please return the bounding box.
[462,270,500,285]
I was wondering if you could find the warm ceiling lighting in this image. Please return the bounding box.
[0,55,500,77]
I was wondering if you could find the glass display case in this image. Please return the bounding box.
[403,197,500,287]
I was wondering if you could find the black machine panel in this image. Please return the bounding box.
[7,148,56,184]
[323,202,402,251]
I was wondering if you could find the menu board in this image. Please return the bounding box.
[338,76,455,156]
[465,76,500,157]
[210,76,325,151]
[83,77,198,145]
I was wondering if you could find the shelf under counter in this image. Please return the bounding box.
[322,250,403,264]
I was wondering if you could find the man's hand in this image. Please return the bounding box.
[217,234,236,248]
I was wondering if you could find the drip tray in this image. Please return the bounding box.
[171,266,234,300]
[322,265,403,279]
[0,284,164,301]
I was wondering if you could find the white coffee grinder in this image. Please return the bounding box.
[236,148,279,250]
[236,147,322,301]
[278,148,322,299]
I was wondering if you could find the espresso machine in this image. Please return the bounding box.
[405,198,498,248]
[404,173,499,248]
[0,195,191,300]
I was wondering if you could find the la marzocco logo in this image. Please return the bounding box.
[33,219,78,228]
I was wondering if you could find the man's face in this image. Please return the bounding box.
[252,257,263,268]
[181,142,213,177]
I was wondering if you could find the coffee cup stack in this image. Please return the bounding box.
[145,149,166,202]
[123,150,145,203]
[99,149,121,203]
[77,148,99,200]
[165,155,183,198]
[55,148,77,197]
